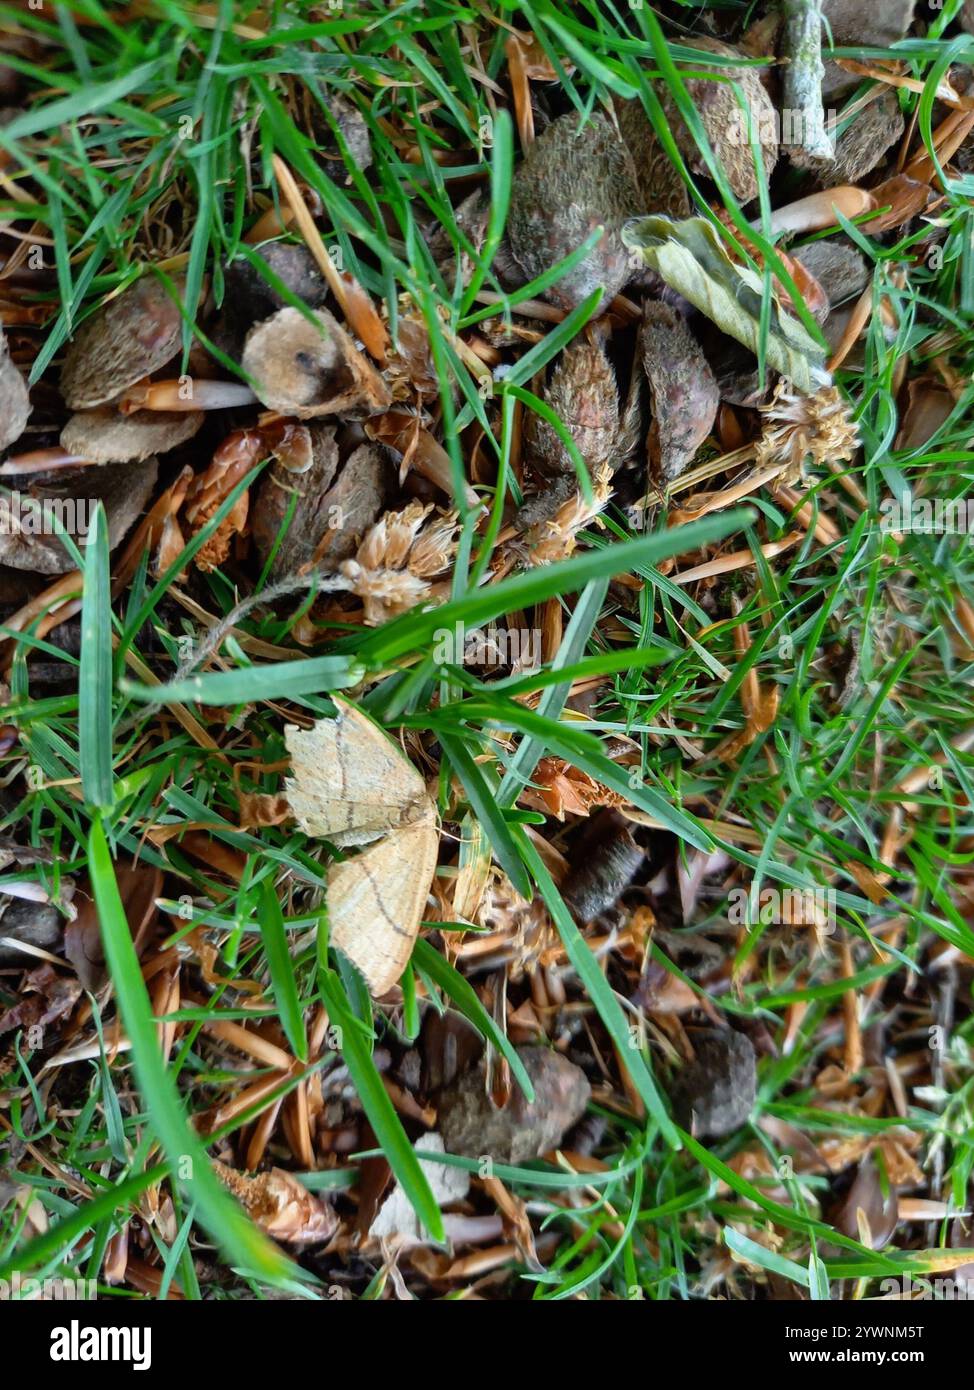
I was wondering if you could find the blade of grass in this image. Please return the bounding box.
[257,879,307,1063]
[412,938,535,1102]
[79,502,113,812]
[318,966,444,1242]
[87,818,297,1282]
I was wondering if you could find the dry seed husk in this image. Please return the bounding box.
[0,458,158,574]
[60,407,204,463]
[660,37,777,203]
[524,338,620,481]
[798,90,905,184]
[508,112,642,312]
[793,241,870,312]
[251,424,391,579]
[819,0,917,102]
[614,98,691,218]
[241,306,391,419]
[213,1162,337,1245]
[0,897,63,965]
[0,328,30,437]
[669,1028,756,1138]
[437,1047,591,1163]
[0,329,30,452]
[60,277,183,409]
[640,301,719,484]
[221,242,330,342]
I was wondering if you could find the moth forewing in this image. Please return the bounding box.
[327,804,439,996]
[285,696,429,846]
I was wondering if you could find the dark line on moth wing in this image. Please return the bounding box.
[336,714,353,831]
[357,857,413,939]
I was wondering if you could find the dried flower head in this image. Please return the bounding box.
[340,501,460,624]
[755,381,859,482]
[524,463,613,565]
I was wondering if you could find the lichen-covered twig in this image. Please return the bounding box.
[781,0,834,164]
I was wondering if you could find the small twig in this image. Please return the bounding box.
[781,0,834,164]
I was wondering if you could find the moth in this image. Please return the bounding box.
[285,697,438,996]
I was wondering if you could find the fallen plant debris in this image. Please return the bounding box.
[0,0,971,1323]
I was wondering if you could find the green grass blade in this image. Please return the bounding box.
[318,967,444,1242]
[257,879,307,1063]
[438,731,532,898]
[355,511,754,666]
[122,654,365,706]
[87,818,297,1282]
[78,502,114,812]
[412,938,535,1102]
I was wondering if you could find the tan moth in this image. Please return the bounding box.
[285,697,438,995]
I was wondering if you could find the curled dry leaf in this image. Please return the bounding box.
[660,37,778,203]
[286,698,439,995]
[0,962,81,1040]
[640,301,719,484]
[59,277,183,409]
[213,1161,337,1246]
[60,407,204,463]
[623,216,827,393]
[895,377,956,452]
[0,459,158,574]
[519,757,627,821]
[64,863,161,991]
[0,326,30,451]
[241,306,391,419]
[833,1154,899,1248]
